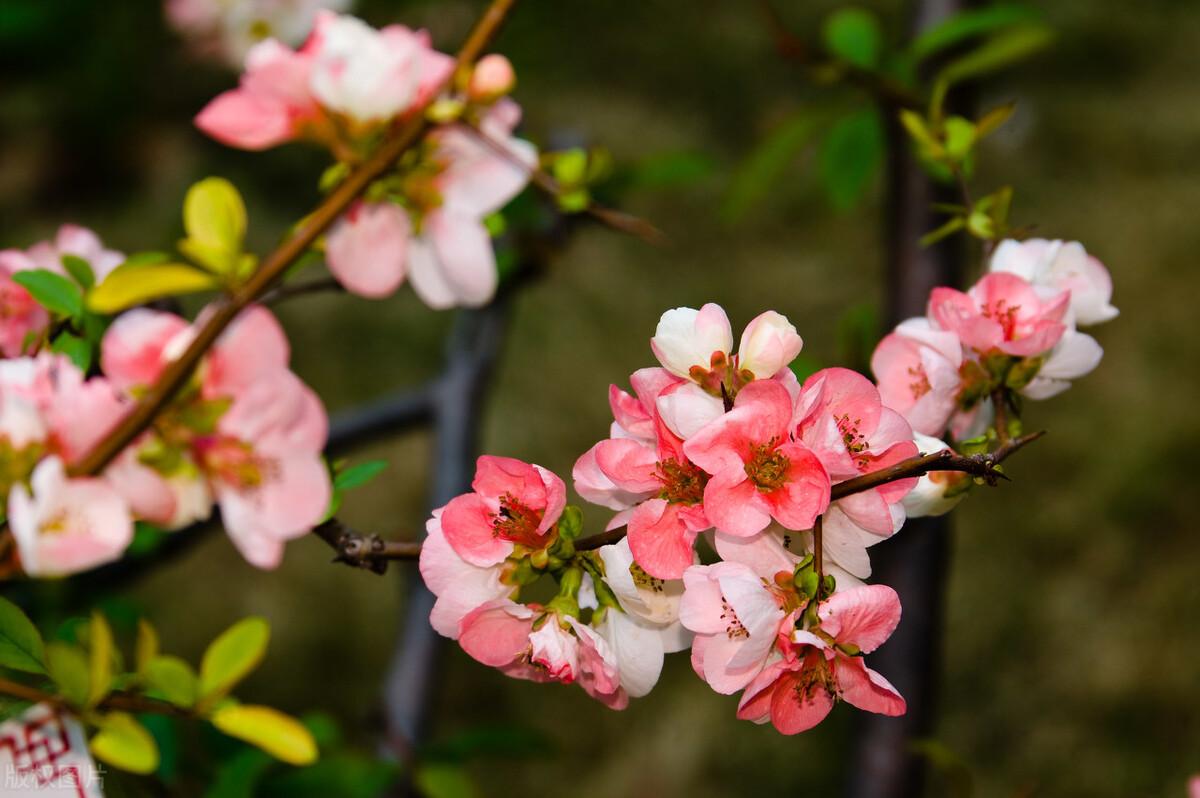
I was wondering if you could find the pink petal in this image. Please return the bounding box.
[458,600,534,667]
[439,492,513,567]
[835,656,906,716]
[325,201,411,298]
[626,499,697,580]
[818,584,902,652]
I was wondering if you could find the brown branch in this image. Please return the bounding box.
[464,123,668,246]
[69,0,520,478]
[313,518,421,573]
[261,276,346,305]
[0,676,191,719]
[831,430,1044,501]
[310,431,1045,571]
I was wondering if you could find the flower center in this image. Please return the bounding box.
[745,437,789,491]
[492,492,549,549]
[907,364,932,399]
[656,458,707,505]
[720,597,749,640]
[197,437,269,490]
[631,561,666,594]
[982,299,1021,340]
[835,414,872,469]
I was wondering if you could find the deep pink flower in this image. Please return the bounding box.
[419,508,512,639]
[683,380,829,538]
[440,455,566,568]
[870,318,963,437]
[736,584,905,734]
[928,271,1069,358]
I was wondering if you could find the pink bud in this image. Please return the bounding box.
[468,54,516,102]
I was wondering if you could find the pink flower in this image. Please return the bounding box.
[928,272,1069,358]
[683,380,830,538]
[1019,327,1104,400]
[195,11,453,150]
[736,584,905,734]
[440,455,566,567]
[457,600,626,707]
[166,0,350,67]
[679,561,790,694]
[99,306,330,569]
[651,304,734,382]
[324,201,411,298]
[419,508,512,639]
[468,54,516,102]
[870,318,963,437]
[737,311,805,381]
[574,390,710,580]
[989,238,1118,326]
[8,456,133,577]
[793,368,918,578]
[0,225,124,358]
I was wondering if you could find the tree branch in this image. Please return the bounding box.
[68,0,521,477]
[0,676,192,719]
[311,518,421,573]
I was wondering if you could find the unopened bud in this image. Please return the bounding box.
[468,54,516,102]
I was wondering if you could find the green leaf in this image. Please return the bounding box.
[182,177,247,275]
[199,617,270,700]
[551,149,588,187]
[822,8,883,69]
[145,655,199,708]
[136,618,159,674]
[46,642,90,707]
[88,261,218,314]
[50,332,92,372]
[87,612,114,707]
[334,460,389,492]
[0,596,46,674]
[12,269,83,317]
[211,705,318,766]
[934,25,1054,90]
[123,251,173,267]
[909,3,1043,62]
[415,764,477,798]
[91,712,160,775]
[61,255,95,289]
[943,116,976,162]
[819,109,884,210]
[723,112,819,222]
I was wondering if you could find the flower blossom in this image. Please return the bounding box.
[989,238,1118,326]
[166,0,350,68]
[100,306,329,568]
[870,318,963,437]
[737,584,905,734]
[928,271,1069,359]
[0,225,124,358]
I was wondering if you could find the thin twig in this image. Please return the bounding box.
[261,276,345,305]
[464,122,668,246]
[0,676,192,719]
[312,518,421,573]
[69,0,520,478]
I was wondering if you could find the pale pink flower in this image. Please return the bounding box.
[324,201,411,298]
[1019,325,1104,400]
[651,304,734,381]
[870,317,963,437]
[737,311,804,381]
[683,380,830,538]
[713,522,864,593]
[8,456,133,577]
[166,0,350,67]
[679,561,790,694]
[0,225,124,358]
[736,584,905,734]
[439,455,566,567]
[468,54,516,102]
[419,508,512,639]
[1188,775,1200,798]
[928,272,1069,358]
[989,238,1118,326]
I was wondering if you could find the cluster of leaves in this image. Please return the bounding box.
[0,595,316,775]
[14,255,109,372]
[89,177,256,315]
[726,2,1053,220]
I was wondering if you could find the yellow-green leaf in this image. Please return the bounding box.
[199,616,270,700]
[135,619,159,675]
[183,176,247,274]
[88,262,218,314]
[46,642,90,707]
[0,596,47,675]
[91,712,160,775]
[144,655,198,708]
[87,612,114,708]
[211,704,318,766]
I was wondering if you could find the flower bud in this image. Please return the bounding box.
[468,54,516,102]
[650,304,734,380]
[737,310,803,379]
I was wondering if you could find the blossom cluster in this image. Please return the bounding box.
[0,227,330,575]
[421,242,1116,733]
[195,11,535,309]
